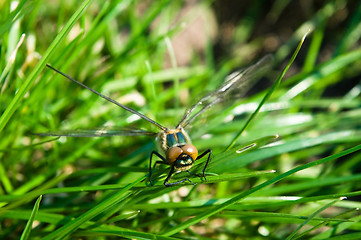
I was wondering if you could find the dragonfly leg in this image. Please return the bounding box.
[196,149,212,182]
[149,151,166,185]
[186,170,202,177]
[164,165,196,186]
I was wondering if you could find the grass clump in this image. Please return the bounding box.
[1,1,361,239]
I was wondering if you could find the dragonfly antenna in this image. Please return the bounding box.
[46,64,167,131]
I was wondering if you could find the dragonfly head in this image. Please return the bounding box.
[166,144,198,171]
[174,154,194,171]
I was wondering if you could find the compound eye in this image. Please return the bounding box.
[181,144,198,160]
[166,147,183,164]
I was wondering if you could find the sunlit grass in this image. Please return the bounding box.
[1,1,361,239]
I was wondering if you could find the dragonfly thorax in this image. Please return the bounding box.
[157,127,192,153]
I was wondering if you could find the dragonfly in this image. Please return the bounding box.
[40,55,273,186]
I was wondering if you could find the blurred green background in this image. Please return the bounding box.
[1,0,361,239]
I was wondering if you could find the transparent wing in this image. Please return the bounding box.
[36,127,157,137]
[46,64,167,131]
[176,55,273,128]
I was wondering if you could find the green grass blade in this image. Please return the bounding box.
[162,143,361,236]
[41,176,145,240]
[0,0,28,38]
[226,30,309,150]
[19,195,42,240]
[286,198,342,240]
[0,0,92,133]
